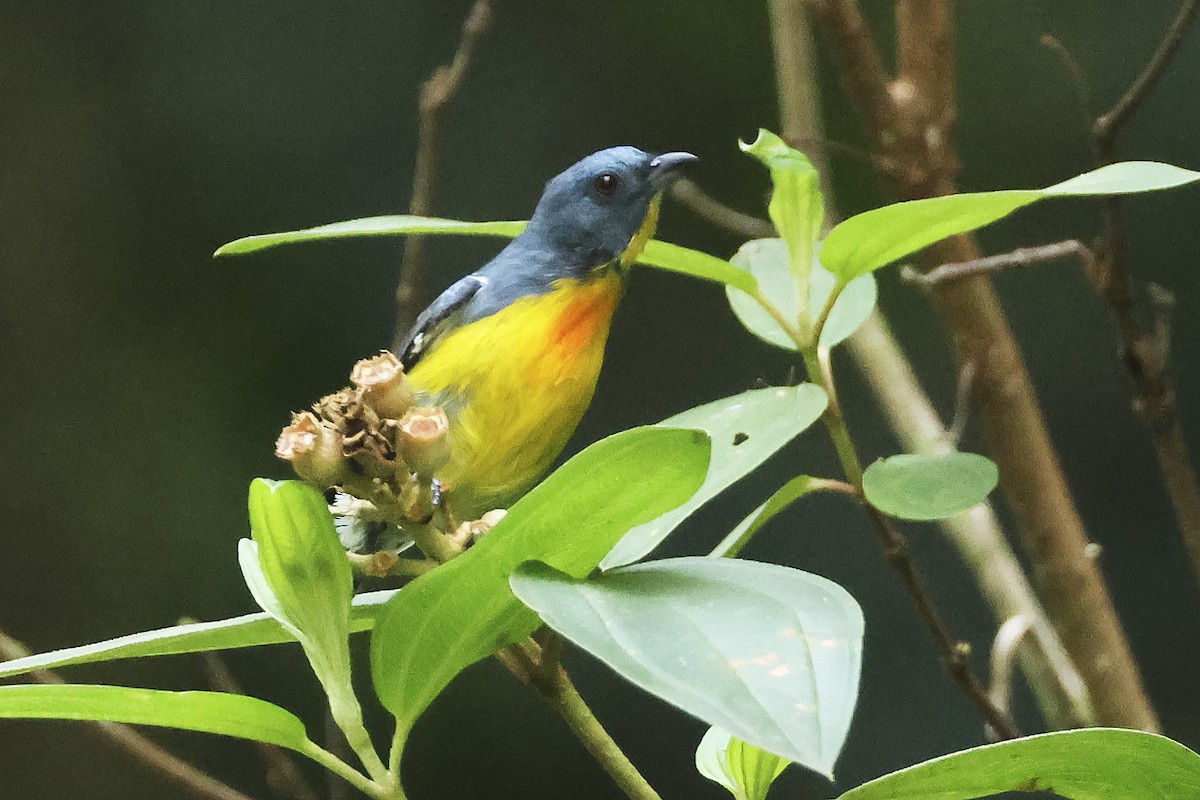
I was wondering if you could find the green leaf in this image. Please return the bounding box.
[214,215,527,257]
[821,161,1200,280]
[0,590,396,680]
[640,239,758,293]
[697,726,790,800]
[739,130,824,326]
[370,427,710,739]
[511,557,863,779]
[602,385,828,569]
[836,728,1200,800]
[711,475,826,559]
[862,452,999,521]
[725,239,875,350]
[244,479,355,697]
[0,684,311,753]
[214,213,757,293]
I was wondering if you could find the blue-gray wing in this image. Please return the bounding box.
[398,274,488,370]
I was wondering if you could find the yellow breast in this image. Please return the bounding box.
[407,272,624,515]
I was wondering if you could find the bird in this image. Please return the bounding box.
[396,146,697,521]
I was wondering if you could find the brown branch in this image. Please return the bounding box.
[804,0,895,142]
[902,239,1095,287]
[1093,0,1200,153]
[1083,0,1200,591]
[669,179,775,240]
[0,630,259,800]
[808,0,1159,730]
[393,0,495,344]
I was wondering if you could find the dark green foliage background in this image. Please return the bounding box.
[1,2,1198,798]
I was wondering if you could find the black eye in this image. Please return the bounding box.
[592,172,619,196]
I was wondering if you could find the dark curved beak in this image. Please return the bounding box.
[648,151,699,190]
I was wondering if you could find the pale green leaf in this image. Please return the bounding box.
[369,427,710,739]
[0,684,311,752]
[0,590,396,681]
[244,479,354,694]
[739,130,824,322]
[821,161,1200,280]
[837,728,1200,800]
[602,385,828,569]
[862,452,998,521]
[511,557,863,778]
[725,239,875,350]
[697,726,791,800]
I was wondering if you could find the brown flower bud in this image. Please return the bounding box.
[275,412,347,487]
[397,406,451,477]
[350,351,416,419]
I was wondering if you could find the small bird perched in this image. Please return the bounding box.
[397,146,697,520]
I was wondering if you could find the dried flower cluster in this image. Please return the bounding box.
[275,351,451,531]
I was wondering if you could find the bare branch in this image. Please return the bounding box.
[804,0,895,141]
[1088,0,1200,590]
[903,239,1095,287]
[1094,0,1200,154]
[393,0,495,343]
[0,629,259,800]
[669,179,775,239]
[987,616,1033,737]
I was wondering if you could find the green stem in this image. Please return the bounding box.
[536,667,663,800]
[300,740,397,800]
[328,688,390,785]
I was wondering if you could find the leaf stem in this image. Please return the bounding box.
[799,349,1021,738]
[300,740,398,800]
[533,665,664,800]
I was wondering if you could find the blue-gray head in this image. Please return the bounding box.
[522,146,698,269]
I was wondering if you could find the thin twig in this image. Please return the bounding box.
[393,0,495,343]
[0,630,260,800]
[800,350,1020,739]
[1087,0,1200,588]
[669,179,775,239]
[902,239,1095,287]
[947,359,976,447]
[987,616,1034,735]
[1093,0,1200,152]
[1039,35,1097,135]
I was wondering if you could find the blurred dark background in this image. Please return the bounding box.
[2,1,1199,798]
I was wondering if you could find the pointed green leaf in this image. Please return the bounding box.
[740,130,824,324]
[244,479,354,696]
[837,728,1200,800]
[0,591,396,681]
[602,385,828,569]
[214,213,756,293]
[697,726,791,800]
[821,161,1200,280]
[725,239,875,350]
[511,557,863,779]
[639,239,758,293]
[370,427,710,740]
[214,216,527,257]
[0,684,311,752]
[862,452,998,521]
[712,475,827,559]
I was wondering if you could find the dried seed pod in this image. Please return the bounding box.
[397,406,451,477]
[275,412,347,487]
[350,351,416,419]
[314,387,399,478]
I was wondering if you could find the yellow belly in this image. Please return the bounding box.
[407,272,623,516]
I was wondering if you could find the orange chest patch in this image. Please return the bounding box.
[545,275,623,362]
